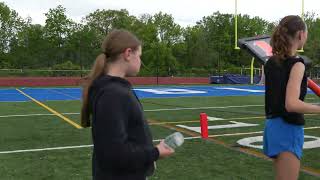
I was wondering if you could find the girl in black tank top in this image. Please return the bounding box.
[263,15,320,180]
[264,56,307,125]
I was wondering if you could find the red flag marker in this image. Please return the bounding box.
[308,78,320,97]
[200,113,208,139]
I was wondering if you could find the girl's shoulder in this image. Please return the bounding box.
[285,56,305,68]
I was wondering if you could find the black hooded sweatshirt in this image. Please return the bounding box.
[89,75,159,180]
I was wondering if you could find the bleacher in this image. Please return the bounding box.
[210,74,261,84]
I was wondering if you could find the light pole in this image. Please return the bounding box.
[156,33,161,85]
[79,39,83,77]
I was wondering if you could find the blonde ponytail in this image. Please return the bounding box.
[81,54,106,127]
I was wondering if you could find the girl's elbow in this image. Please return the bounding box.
[285,101,297,112]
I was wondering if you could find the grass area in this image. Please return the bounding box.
[0,91,319,179]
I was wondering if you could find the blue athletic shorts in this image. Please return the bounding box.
[263,117,304,159]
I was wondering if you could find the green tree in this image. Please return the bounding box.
[0,2,24,68]
[84,9,137,37]
[44,5,74,66]
[152,12,183,76]
[10,22,49,68]
[304,13,320,65]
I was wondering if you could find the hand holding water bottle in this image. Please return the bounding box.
[156,140,174,158]
[156,132,184,158]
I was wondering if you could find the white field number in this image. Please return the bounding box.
[177,121,259,133]
[237,135,320,149]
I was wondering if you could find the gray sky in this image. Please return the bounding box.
[3,0,320,27]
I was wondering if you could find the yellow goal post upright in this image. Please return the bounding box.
[234,0,255,84]
[297,0,305,52]
[234,0,240,50]
[235,0,305,84]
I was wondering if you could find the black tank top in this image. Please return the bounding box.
[264,56,307,125]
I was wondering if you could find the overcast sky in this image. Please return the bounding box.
[2,0,320,27]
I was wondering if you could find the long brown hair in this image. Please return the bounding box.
[81,29,141,127]
[270,15,306,60]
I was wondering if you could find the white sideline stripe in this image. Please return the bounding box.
[144,105,263,112]
[305,126,320,130]
[47,89,79,100]
[0,100,80,103]
[23,87,81,90]
[207,116,225,121]
[0,137,200,154]
[0,113,79,118]
[0,127,319,154]
[0,105,263,118]
[210,131,263,137]
[0,101,29,103]
[0,145,93,154]
[215,87,264,93]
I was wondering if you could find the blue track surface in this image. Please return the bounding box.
[0,85,313,102]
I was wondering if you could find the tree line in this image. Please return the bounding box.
[1,2,319,77]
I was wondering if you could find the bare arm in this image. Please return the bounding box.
[285,62,320,113]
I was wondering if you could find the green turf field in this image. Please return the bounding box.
[0,93,320,179]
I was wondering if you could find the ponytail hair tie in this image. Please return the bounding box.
[104,52,110,58]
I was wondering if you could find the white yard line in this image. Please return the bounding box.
[144,105,263,112]
[0,105,263,118]
[1,127,319,154]
[47,89,79,100]
[0,113,78,118]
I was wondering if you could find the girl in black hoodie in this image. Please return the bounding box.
[81,29,174,180]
